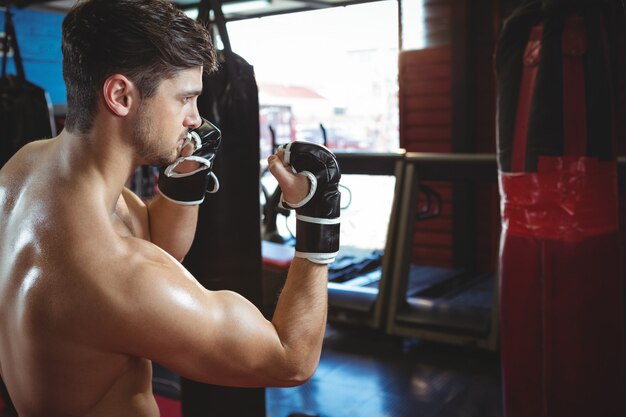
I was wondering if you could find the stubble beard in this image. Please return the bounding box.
[132,102,180,167]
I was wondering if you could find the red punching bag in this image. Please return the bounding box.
[495,1,625,416]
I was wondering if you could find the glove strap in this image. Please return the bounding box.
[164,155,212,178]
[294,214,340,264]
[158,167,219,205]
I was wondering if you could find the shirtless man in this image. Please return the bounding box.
[0,0,341,416]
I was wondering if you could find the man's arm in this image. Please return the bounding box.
[96,237,327,387]
[270,257,328,381]
[143,118,220,260]
[119,187,198,261]
[147,194,198,261]
[99,144,337,387]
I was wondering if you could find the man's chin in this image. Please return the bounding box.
[160,155,178,167]
[141,153,177,168]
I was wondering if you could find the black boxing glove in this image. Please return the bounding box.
[279,141,341,264]
[157,118,221,205]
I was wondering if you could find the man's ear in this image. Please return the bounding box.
[102,74,137,117]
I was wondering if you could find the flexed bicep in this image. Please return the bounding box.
[103,243,303,388]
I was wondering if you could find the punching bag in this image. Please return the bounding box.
[1,8,54,168]
[495,1,625,416]
[181,1,265,416]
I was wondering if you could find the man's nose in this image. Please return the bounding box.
[186,107,202,129]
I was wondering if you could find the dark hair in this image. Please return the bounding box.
[62,0,217,133]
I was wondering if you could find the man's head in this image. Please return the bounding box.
[62,0,216,134]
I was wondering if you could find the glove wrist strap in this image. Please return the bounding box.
[158,169,217,205]
[294,215,340,264]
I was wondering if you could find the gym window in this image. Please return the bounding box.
[224,0,400,158]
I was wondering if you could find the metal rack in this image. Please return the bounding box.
[385,153,500,350]
[327,150,406,329]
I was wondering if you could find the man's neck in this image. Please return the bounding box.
[56,123,138,213]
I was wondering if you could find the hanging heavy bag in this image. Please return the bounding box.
[184,0,262,305]
[0,8,54,168]
[180,1,265,417]
[495,1,625,417]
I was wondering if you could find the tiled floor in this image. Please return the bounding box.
[267,324,502,417]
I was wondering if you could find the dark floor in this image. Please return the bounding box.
[267,323,503,417]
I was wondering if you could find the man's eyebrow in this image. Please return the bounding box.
[178,89,202,97]
[180,89,203,97]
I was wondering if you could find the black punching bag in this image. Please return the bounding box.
[181,1,265,416]
[1,8,54,168]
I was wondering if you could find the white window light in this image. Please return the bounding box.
[184,0,269,20]
[221,0,270,14]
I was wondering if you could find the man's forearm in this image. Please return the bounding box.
[148,193,199,261]
[271,258,328,376]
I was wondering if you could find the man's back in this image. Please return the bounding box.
[0,1,334,414]
[0,140,159,417]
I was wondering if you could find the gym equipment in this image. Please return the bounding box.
[495,1,625,416]
[325,151,405,329]
[386,153,499,350]
[180,0,265,416]
[0,6,55,168]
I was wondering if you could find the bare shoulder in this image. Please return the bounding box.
[2,139,54,168]
[41,234,195,344]
[79,236,213,344]
[111,236,200,297]
[0,139,54,184]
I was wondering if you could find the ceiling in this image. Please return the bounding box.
[5,0,385,22]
